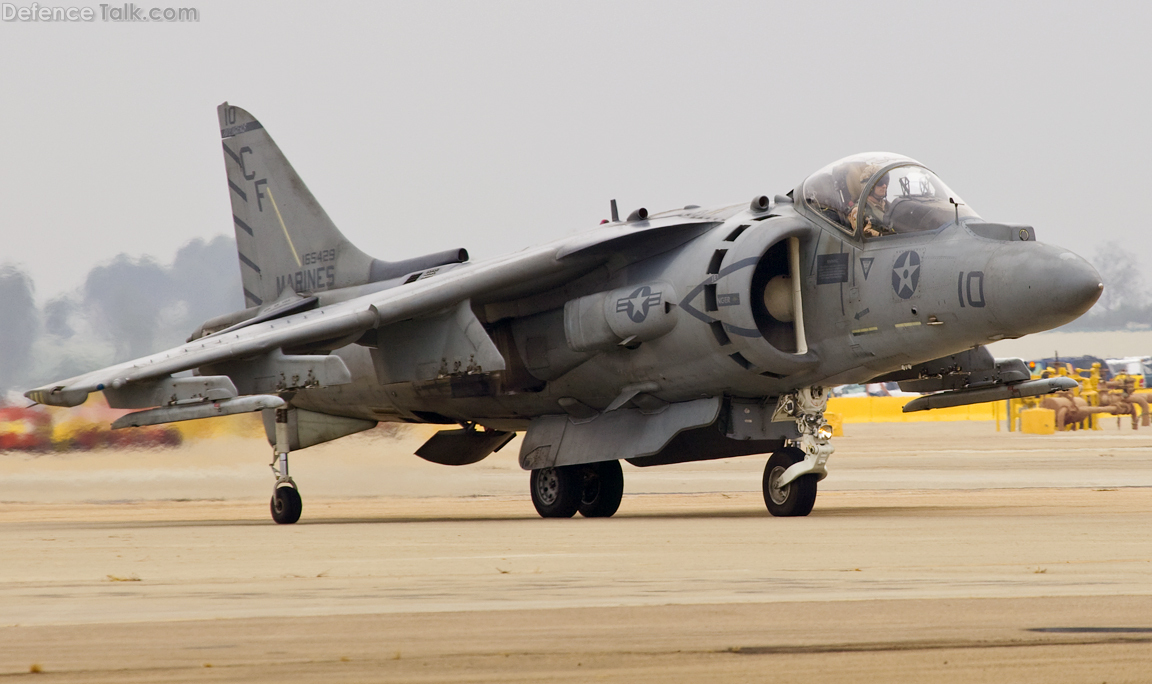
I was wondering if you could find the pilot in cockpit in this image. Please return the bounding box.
[847,169,893,237]
[803,153,978,239]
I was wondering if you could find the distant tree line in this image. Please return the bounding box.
[1061,241,1152,332]
[0,236,241,396]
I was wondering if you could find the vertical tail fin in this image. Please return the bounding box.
[218,102,374,307]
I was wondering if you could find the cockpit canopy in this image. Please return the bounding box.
[801,153,978,238]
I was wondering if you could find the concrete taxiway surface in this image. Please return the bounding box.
[1,421,1150,682]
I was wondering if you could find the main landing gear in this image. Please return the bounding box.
[762,387,834,517]
[527,387,834,519]
[530,460,624,518]
[270,408,302,524]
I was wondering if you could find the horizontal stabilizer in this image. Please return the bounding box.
[369,248,469,283]
[112,395,285,429]
[901,377,1077,413]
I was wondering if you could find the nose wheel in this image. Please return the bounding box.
[763,448,817,517]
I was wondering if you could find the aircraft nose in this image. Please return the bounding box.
[1046,252,1104,322]
[986,244,1102,336]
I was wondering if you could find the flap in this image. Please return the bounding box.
[371,299,505,383]
[203,349,352,396]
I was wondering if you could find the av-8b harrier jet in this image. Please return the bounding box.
[26,103,1102,523]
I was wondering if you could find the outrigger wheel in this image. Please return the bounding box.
[271,485,302,525]
[762,448,818,517]
[531,461,625,519]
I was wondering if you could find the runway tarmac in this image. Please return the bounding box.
[1,421,1150,682]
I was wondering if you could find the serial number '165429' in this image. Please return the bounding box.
[302,249,336,265]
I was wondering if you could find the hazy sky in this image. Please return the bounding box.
[1,0,1148,303]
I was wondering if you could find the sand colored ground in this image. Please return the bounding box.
[1,421,1150,682]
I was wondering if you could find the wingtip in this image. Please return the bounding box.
[23,386,90,408]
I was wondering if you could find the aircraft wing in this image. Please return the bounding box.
[26,216,717,408]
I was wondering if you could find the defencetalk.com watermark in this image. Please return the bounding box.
[2,3,198,21]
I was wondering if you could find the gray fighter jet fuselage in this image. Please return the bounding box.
[26,106,1102,523]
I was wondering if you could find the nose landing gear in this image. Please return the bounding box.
[763,387,833,517]
[763,447,818,516]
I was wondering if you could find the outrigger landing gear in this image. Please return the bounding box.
[530,461,624,519]
[763,387,834,517]
[269,408,302,525]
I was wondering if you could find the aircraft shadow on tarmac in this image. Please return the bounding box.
[48,501,984,529]
[729,634,1152,655]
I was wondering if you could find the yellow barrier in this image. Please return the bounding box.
[1020,407,1056,434]
[43,397,266,443]
[827,396,997,423]
[172,413,265,441]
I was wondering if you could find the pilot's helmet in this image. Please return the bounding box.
[871,172,891,195]
[843,162,884,199]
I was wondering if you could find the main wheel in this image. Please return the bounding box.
[530,466,581,518]
[578,460,624,518]
[762,448,817,517]
[271,485,302,524]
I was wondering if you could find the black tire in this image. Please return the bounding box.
[762,448,817,517]
[530,466,581,518]
[271,485,302,524]
[578,460,624,518]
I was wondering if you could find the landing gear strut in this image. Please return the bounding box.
[270,408,301,524]
[530,461,624,519]
[764,387,833,517]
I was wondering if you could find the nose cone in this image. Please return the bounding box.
[986,244,1102,336]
